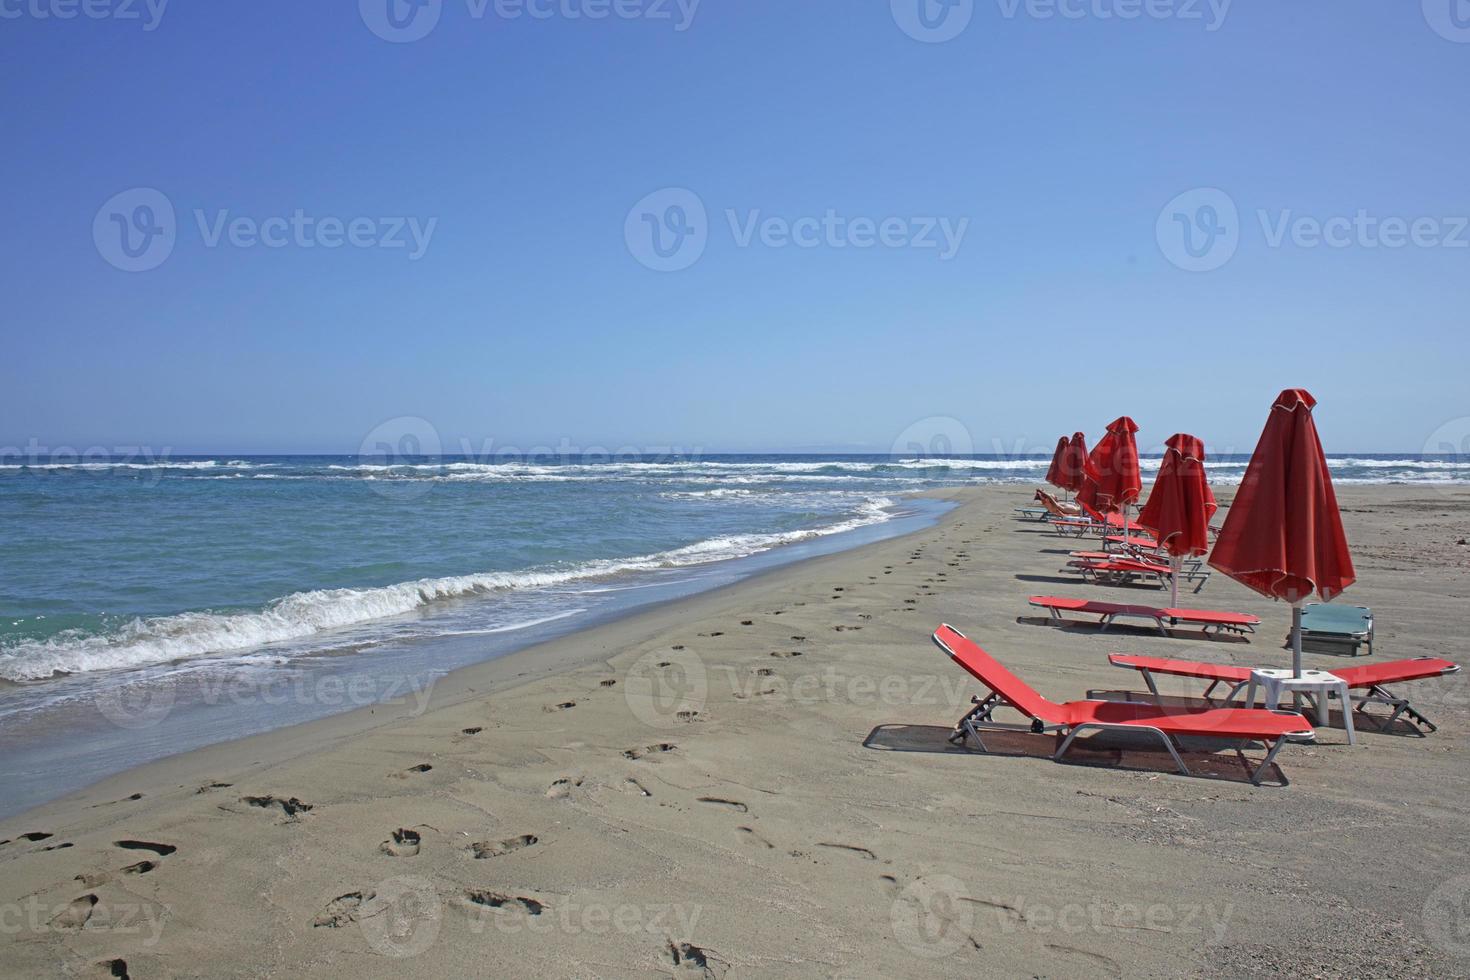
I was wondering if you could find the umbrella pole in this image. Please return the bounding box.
[1291,602,1304,678]
[1170,556,1180,607]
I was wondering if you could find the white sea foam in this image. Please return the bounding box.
[0,498,895,682]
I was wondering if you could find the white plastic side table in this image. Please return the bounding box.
[1244,668,1355,745]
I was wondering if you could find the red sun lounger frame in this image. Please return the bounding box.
[1108,654,1461,736]
[932,625,1313,785]
[1029,596,1259,636]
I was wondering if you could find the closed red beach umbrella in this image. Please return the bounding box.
[1208,389,1356,675]
[1044,437,1069,490]
[1077,417,1142,515]
[1061,432,1088,493]
[1137,433,1217,605]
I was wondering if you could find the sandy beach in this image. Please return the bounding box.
[2,484,1468,979]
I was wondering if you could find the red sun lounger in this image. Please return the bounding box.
[1108,654,1461,736]
[1064,556,1209,593]
[1028,596,1259,636]
[932,625,1313,784]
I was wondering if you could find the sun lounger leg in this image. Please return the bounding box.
[950,694,1001,750]
[1053,724,1192,777]
[1354,686,1436,736]
[1139,669,1161,697]
[1241,738,1289,786]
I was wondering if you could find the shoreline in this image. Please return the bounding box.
[2,483,1467,977]
[0,493,962,823]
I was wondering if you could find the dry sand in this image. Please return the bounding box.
[2,485,1468,979]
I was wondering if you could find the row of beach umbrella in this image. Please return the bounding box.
[1043,389,1357,677]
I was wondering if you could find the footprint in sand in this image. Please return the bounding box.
[195,782,232,794]
[49,894,98,930]
[381,829,422,857]
[389,764,434,778]
[667,940,731,979]
[770,651,803,658]
[622,743,677,760]
[544,701,577,712]
[816,842,878,861]
[740,620,754,626]
[313,891,370,928]
[697,797,748,813]
[115,840,178,857]
[751,667,775,676]
[600,679,617,687]
[471,834,539,859]
[238,795,314,819]
[99,958,130,979]
[737,826,774,849]
[790,635,806,642]
[546,777,584,799]
[463,891,545,916]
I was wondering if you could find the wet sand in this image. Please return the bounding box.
[1,484,1467,978]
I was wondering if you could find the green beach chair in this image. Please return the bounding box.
[1295,603,1375,656]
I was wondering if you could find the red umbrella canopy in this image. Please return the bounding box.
[1060,432,1088,493]
[1077,417,1142,514]
[1044,437,1069,489]
[1208,389,1356,603]
[1137,433,1218,558]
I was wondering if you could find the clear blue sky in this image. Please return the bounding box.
[3,1,1466,455]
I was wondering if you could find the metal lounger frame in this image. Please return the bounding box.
[1040,604,1255,638]
[1124,664,1457,737]
[946,693,1306,786]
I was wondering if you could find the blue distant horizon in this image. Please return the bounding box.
[4,3,1467,454]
